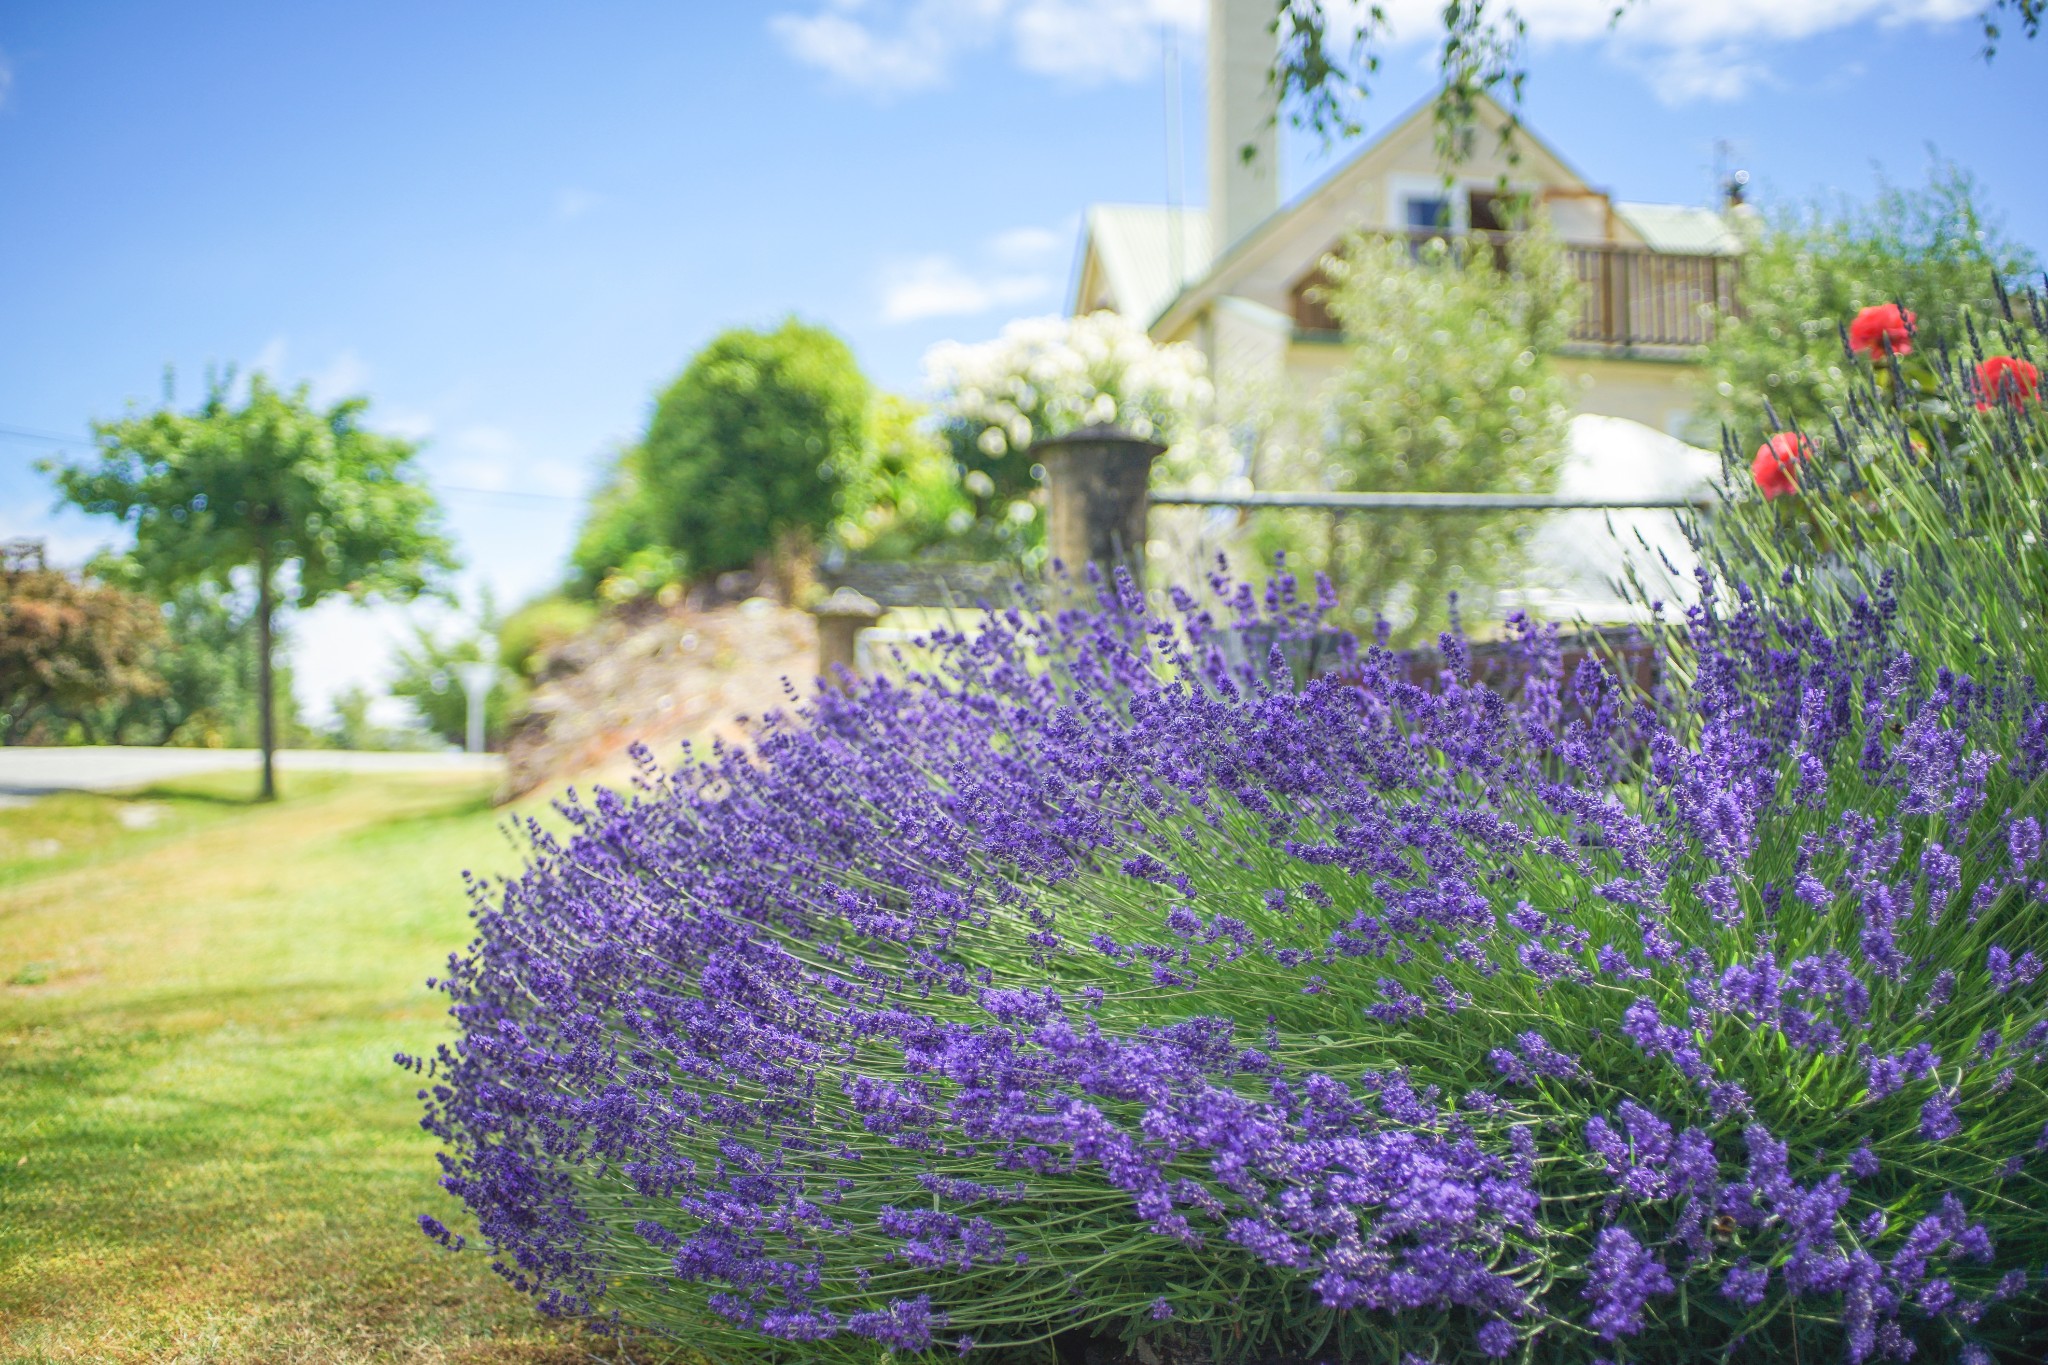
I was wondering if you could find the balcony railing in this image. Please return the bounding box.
[1291,230,1740,351]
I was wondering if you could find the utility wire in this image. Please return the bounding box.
[0,418,584,503]
[0,423,96,447]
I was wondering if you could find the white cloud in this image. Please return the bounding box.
[1372,0,1980,102]
[434,431,583,499]
[306,349,370,405]
[769,0,1199,96]
[1009,0,1204,81]
[1642,44,1778,104]
[376,408,437,442]
[773,0,1982,105]
[554,187,604,220]
[879,255,1054,322]
[252,334,289,379]
[241,338,370,403]
[988,222,1069,264]
[439,425,524,491]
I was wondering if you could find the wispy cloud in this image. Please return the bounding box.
[1641,44,1778,105]
[252,334,290,379]
[377,409,437,443]
[773,0,1982,105]
[988,221,1070,264]
[879,254,1053,323]
[554,187,605,221]
[242,337,370,403]
[437,428,585,499]
[769,0,1200,97]
[306,349,370,404]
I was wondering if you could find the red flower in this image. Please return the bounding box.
[1977,355,2041,410]
[1752,433,1812,500]
[1849,303,1915,359]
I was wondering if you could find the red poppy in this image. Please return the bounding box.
[1752,433,1812,500]
[1977,355,2041,410]
[1849,303,1915,359]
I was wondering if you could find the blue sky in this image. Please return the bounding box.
[1,1,2042,721]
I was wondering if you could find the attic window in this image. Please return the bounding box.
[1404,196,1451,233]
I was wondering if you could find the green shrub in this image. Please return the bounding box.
[1263,220,1572,644]
[1701,160,2035,439]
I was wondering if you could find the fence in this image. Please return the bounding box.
[813,427,1712,681]
[1290,230,1737,350]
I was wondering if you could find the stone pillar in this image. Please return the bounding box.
[1032,424,1166,585]
[812,587,883,688]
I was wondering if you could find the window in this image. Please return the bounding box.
[1468,191,1509,233]
[1404,196,1451,232]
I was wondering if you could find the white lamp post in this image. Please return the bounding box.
[454,648,498,755]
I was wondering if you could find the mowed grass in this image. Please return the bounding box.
[0,769,657,1364]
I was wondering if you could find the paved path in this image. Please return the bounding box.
[0,747,502,796]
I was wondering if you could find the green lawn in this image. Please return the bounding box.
[0,770,650,1364]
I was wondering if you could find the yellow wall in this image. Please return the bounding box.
[1278,336,1701,433]
[1559,354,1702,434]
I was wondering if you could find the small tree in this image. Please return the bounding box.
[49,373,455,798]
[640,319,870,600]
[1703,160,2037,438]
[390,601,520,751]
[1287,222,1573,643]
[831,394,972,561]
[0,548,166,744]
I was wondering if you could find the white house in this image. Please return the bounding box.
[1070,0,1744,438]
[1069,0,1738,618]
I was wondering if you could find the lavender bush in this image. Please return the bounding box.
[409,540,2048,1362]
[1665,282,2047,694]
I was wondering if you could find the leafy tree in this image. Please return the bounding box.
[638,319,870,599]
[85,574,304,748]
[1701,161,2037,440]
[499,594,599,682]
[48,373,455,798]
[0,550,165,744]
[833,395,972,561]
[1262,2,2038,156]
[1263,222,1573,644]
[568,447,671,601]
[319,684,435,752]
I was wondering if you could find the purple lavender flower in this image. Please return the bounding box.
[1476,1319,1517,1357]
[1719,1258,1768,1308]
[1583,1227,1672,1339]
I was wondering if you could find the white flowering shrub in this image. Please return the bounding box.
[926,312,1214,495]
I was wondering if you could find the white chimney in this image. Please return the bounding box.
[1207,0,1279,251]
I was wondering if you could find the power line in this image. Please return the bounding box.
[0,421,583,503]
[0,423,95,447]
[438,484,582,504]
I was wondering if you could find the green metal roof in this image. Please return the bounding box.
[1082,204,1214,327]
[1613,202,1743,255]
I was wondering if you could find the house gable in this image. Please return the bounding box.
[1152,92,1620,341]
[1071,205,1214,327]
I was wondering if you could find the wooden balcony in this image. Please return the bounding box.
[1291,230,1739,352]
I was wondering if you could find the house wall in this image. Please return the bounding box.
[1271,333,1701,434]
[1558,354,1702,436]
